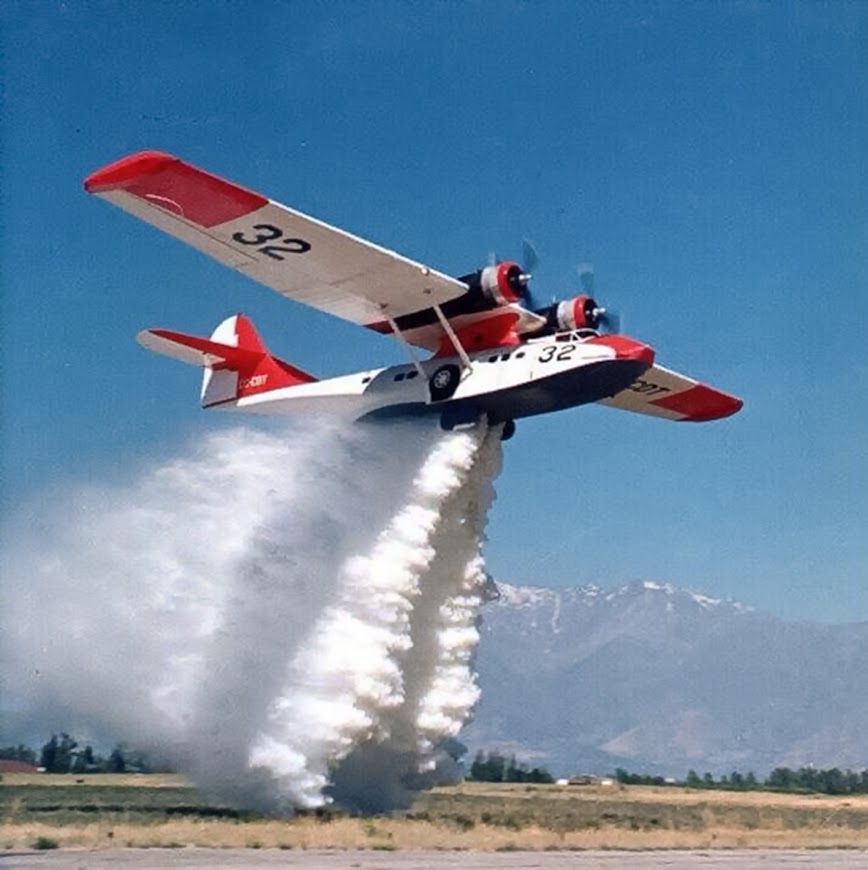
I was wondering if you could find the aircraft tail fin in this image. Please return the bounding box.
[136,313,317,407]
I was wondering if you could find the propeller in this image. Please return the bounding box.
[518,238,542,310]
[577,262,594,295]
[485,241,538,306]
[484,245,622,333]
[521,238,540,274]
[578,263,621,333]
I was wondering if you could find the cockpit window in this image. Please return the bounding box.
[556,329,598,342]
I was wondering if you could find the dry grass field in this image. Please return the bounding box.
[4,773,868,852]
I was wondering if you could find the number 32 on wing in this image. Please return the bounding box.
[231,223,311,261]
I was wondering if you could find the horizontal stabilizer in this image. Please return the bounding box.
[136,328,263,369]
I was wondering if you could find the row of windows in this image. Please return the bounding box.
[392,370,421,382]
[485,351,526,363]
[363,369,426,384]
[391,352,528,381]
[362,350,530,385]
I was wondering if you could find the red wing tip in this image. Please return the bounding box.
[702,395,744,421]
[84,150,180,193]
[683,393,743,422]
[652,384,743,421]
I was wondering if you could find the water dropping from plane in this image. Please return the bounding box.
[0,418,503,811]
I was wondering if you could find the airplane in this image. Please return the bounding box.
[83,151,742,440]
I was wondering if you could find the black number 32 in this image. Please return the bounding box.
[539,344,576,363]
[232,224,311,260]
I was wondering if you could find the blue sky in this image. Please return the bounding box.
[2,1,866,622]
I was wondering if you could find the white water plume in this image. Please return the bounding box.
[0,417,503,811]
[248,424,501,809]
[325,425,504,812]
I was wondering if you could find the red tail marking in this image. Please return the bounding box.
[152,314,316,400]
[227,314,316,398]
[150,329,263,369]
[233,313,267,354]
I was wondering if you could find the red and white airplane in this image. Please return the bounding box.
[84,151,742,439]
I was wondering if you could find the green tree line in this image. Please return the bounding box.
[615,766,868,796]
[1,734,149,774]
[468,751,554,784]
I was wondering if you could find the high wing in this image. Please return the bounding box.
[83,151,475,348]
[599,364,742,422]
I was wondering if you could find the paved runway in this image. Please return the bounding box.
[3,850,868,868]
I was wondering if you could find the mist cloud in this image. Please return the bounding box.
[1,418,502,811]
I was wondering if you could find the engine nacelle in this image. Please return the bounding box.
[539,294,602,331]
[477,261,529,306]
[442,260,531,318]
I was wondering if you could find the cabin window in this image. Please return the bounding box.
[500,353,511,361]
[362,376,371,384]
[406,370,418,380]
[394,372,405,382]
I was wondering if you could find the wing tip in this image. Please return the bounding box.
[84,150,179,194]
[658,387,743,422]
[684,396,743,421]
[83,150,269,227]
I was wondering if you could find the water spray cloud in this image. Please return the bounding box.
[1,419,502,810]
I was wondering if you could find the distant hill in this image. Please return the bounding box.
[464,581,868,778]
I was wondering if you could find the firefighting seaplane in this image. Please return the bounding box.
[84,151,742,439]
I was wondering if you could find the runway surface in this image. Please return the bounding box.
[3,850,867,868]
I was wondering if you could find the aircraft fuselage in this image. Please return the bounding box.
[213,331,655,428]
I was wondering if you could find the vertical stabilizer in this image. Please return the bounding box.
[136,313,317,409]
[201,314,316,407]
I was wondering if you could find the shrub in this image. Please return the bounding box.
[33,836,59,850]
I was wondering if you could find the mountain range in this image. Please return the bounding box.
[464,580,868,778]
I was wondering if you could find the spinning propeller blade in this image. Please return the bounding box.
[578,263,621,333]
[577,262,594,295]
[595,307,621,333]
[519,238,542,309]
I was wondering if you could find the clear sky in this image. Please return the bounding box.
[1,2,866,622]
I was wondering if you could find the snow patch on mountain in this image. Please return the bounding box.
[466,579,863,777]
[492,579,751,616]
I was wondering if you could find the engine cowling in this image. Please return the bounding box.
[478,261,529,306]
[541,294,601,331]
